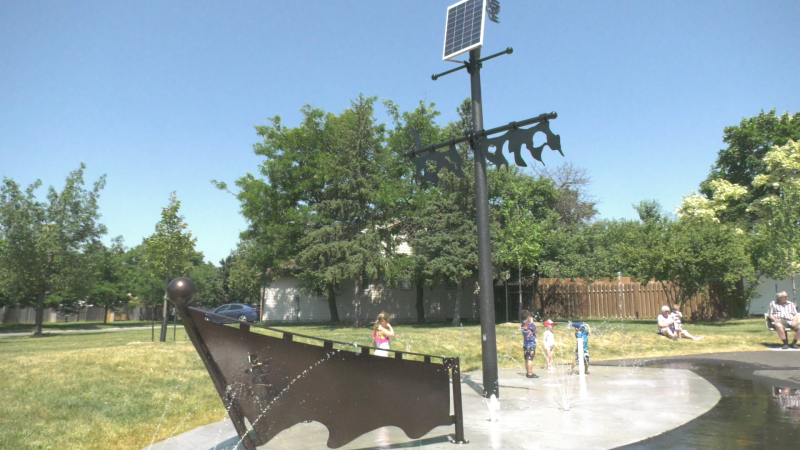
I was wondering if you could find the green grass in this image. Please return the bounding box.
[0,321,155,334]
[0,318,778,449]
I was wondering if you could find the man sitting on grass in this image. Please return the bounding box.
[768,291,799,349]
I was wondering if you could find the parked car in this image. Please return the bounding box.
[204,303,260,323]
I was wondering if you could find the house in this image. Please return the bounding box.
[750,275,800,315]
[261,276,481,323]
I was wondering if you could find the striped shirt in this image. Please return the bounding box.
[769,300,798,321]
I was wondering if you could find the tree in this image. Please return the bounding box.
[534,162,598,225]
[227,240,265,306]
[233,95,405,324]
[294,96,401,327]
[143,192,199,341]
[123,244,165,320]
[700,110,800,226]
[492,167,560,315]
[86,237,129,323]
[190,261,224,308]
[627,201,754,317]
[384,99,449,323]
[748,140,800,300]
[0,164,106,335]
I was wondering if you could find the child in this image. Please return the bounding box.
[372,313,395,357]
[568,321,591,375]
[670,305,683,337]
[542,319,557,370]
[670,305,703,341]
[520,310,539,378]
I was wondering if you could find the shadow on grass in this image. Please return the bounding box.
[266,321,473,331]
[760,342,800,350]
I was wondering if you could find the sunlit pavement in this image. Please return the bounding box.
[146,365,720,450]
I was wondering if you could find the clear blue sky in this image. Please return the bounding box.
[2,1,798,264]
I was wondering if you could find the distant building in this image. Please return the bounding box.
[260,275,481,323]
[750,275,800,315]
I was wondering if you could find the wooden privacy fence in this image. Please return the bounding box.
[536,279,708,320]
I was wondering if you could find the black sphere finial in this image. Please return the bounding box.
[167,277,196,307]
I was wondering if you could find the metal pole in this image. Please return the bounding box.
[505,276,508,323]
[173,307,177,341]
[469,48,499,399]
[160,294,169,343]
[450,357,466,443]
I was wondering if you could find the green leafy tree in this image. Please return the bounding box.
[227,240,265,306]
[190,261,224,308]
[492,167,560,314]
[625,201,754,317]
[233,95,404,324]
[700,110,800,226]
[403,100,483,326]
[294,96,401,327]
[384,99,449,323]
[143,192,199,341]
[86,237,129,323]
[0,164,106,335]
[123,244,166,318]
[748,140,800,300]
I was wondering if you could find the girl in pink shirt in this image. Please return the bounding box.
[372,313,395,357]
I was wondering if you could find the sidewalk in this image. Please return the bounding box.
[145,365,720,450]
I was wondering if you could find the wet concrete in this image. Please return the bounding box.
[606,351,800,449]
[146,365,720,450]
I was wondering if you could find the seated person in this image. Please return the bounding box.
[670,305,703,341]
[658,305,677,339]
[768,291,799,349]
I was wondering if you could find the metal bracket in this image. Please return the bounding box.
[482,119,563,169]
[407,112,561,185]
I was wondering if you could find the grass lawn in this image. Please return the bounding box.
[0,321,155,334]
[0,317,778,449]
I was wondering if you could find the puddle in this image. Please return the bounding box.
[617,360,800,449]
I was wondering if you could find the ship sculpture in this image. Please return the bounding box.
[167,277,466,449]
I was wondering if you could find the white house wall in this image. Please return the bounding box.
[262,277,331,322]
[750,275,800,315]
[261,276,480,323]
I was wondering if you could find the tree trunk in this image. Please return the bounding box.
[532,269,540,318]
[34,290,46,336]
[327,285,340,323]
[415,279,425,324]
[103,304,108,324]
[452,281,461,326]
[354,281,361,329]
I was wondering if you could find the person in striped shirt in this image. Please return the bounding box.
[768,291,799,349]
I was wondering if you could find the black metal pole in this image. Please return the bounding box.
[160,295,168,342]
[173,307,176,341]
[450,357,466,444]
[469,48,499,399]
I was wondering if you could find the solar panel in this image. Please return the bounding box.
[442,0,486,61]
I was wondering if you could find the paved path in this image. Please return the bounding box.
[0,326,151,338]
[145,365,720,450]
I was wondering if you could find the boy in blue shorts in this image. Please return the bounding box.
[568,321,591,375]
[520,310,538,378]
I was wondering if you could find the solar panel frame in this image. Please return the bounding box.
[442,0,486,61]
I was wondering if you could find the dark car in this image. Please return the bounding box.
[204,303,260,323]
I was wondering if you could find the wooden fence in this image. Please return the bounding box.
[536,279,708,320]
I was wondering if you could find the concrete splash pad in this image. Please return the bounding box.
[147,365,719,450]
